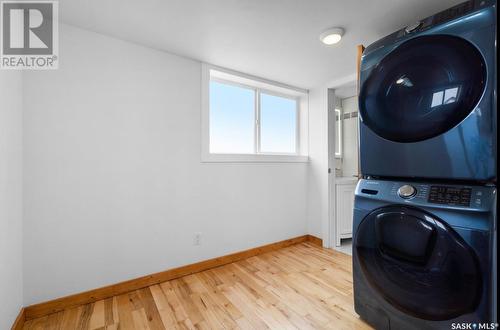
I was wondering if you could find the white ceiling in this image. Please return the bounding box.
[59,0,462,89]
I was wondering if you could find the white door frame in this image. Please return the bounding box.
[326,74,357,248]
[326,88,337,249]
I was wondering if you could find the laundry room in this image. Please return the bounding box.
[0,0,497,329]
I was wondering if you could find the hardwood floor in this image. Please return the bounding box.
[23,243,372,330]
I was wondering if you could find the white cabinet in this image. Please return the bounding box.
[335,180,357,246]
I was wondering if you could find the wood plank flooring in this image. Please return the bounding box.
[23,243,372,330]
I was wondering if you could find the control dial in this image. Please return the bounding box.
[405,21,422,33]
[398,185,417,199]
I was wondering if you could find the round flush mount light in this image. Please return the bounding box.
[319,27,344,45]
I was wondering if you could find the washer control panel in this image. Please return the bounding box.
[428,186,471,206]
[398,185,417,199]
[359,179,494,211]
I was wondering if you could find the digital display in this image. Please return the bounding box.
[428,186,471,206]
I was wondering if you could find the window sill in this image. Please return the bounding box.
[201,153,309,163]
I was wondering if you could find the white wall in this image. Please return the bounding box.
[0,71,23,328]
[23,25,308,305]
[340,96,359,177]
[306,87,329,241]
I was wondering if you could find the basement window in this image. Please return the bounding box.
[201,64,309,162]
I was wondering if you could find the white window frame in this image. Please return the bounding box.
[201,63,309,163]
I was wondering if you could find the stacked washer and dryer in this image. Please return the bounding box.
[353,0,497,329]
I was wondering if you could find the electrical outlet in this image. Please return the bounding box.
[194,232,202,246]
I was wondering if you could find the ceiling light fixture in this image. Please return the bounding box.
[319,27,344,45]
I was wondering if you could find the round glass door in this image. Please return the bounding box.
[359,35,486,142]
[355,206,481,320]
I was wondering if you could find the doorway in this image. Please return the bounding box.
[327,78,359,255]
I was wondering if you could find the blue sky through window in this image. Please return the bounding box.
[209,81,255,153]
[260,93,297,153]
[209,80,298,155]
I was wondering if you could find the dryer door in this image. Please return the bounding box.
[359,35,486,143]
[355,206,482,320]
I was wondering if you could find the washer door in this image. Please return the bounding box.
[355,206,482,320]
[359,35,486,143]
